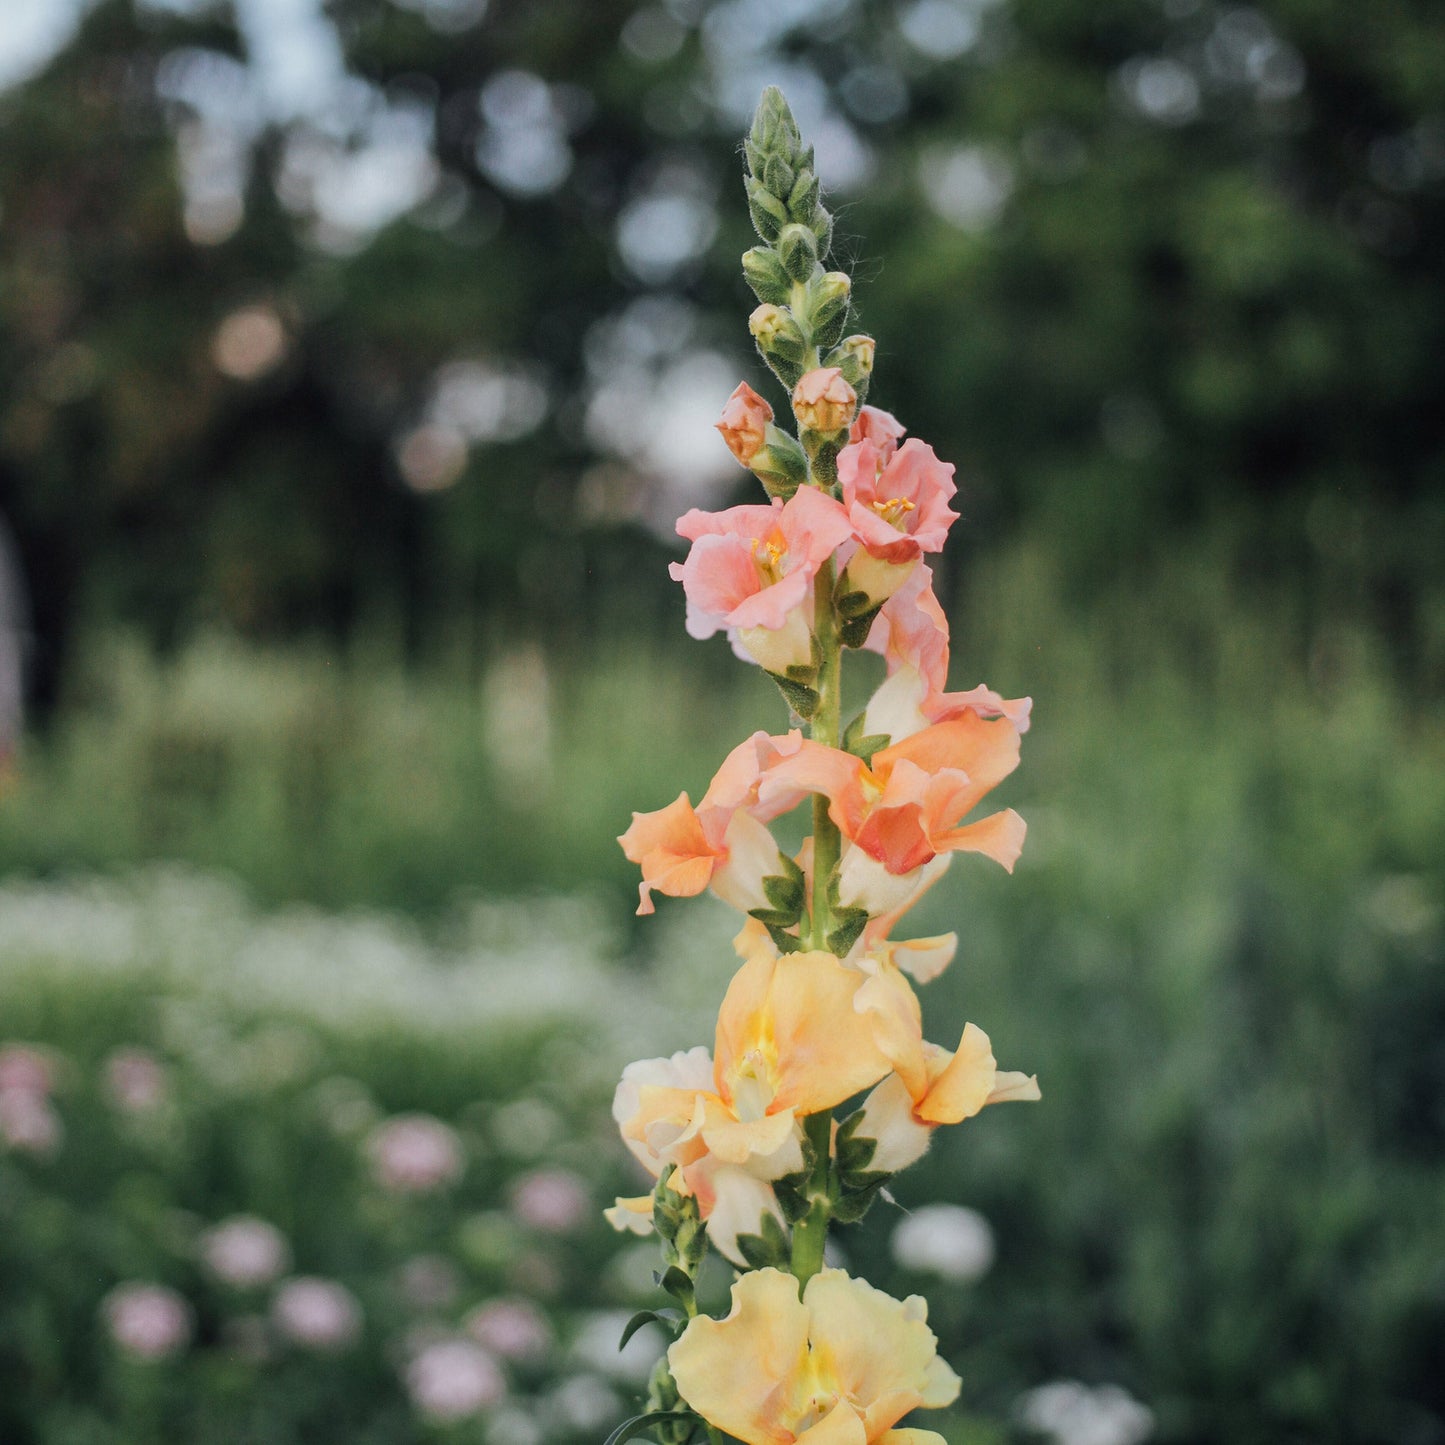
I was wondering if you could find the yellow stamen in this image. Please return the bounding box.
[870,496,916,529]
[750,536,787,585]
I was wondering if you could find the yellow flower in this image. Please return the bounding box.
[668,1266,960,1445]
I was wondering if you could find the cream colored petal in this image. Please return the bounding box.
[700,1107,800,1168]
[852,966,927,1102]
[602,1195,655,1236]
[919,1355,962,1408]
[802,1270,947,1436]
[916,1023,998,1126]
[988,1070,1041,1104]
[801,1401,869,1445]
[712,811,787,913]
[852,1074,933,1174]
[687,1163,788,1267]
[889,933,957,985]
[669,1268,810,1445]
[876,1432,949,1445]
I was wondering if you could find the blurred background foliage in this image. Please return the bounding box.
[0,0,1443,1443]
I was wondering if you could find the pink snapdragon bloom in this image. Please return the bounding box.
[863,564,1032,742]
[715,381,773,466]
[670,486,851,674]
[850,404,907,461]
[837,438,958,607]
[103,1282,193,1361]
[618,729,809,915]
[367,1113,464,1194]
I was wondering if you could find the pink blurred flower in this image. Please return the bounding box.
[271,1276,362,1351]
[465,1296,552,1361]
[405,1337,506,1422]
[669,486,851,674]
[850,404,906,461]
[102,1282,193,1361]
[200,1215,291,1288]
[509,1168,590,1234]
[366,1113,464,1194]
[0,1043,53,1097]
[103,1048,168,1113]
[0,1088,62,1156]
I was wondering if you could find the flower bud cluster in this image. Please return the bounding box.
[605,89,1040,1445]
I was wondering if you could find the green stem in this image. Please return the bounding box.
[789,1109,835,1287]
[809,559,842,950]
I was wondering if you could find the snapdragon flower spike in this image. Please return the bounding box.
[619,730,809,915]
[671,486,852,676]
[863,564,1033,743]
[668,1266,960,1445]
[608,949,892,1264]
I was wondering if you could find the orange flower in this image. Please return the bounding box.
[761,711,1026,879]
[669,1266,960,1445]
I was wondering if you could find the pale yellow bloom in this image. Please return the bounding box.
[668,1266,960,1444]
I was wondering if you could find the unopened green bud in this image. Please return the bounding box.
[742,246,792,306]
[746,176,789,242]
[749,303,807,364]
[802,270,852,348]
[763,153,795,201]
[749,424,809,499]
[750,86,801,160]
[811,208,834,256]
[777,223,819,283]
[788,168,820,224]
[826,333,876,399]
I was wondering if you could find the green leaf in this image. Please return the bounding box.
[831,1175,889,1224]
[827,909,869,957]
[835,587,873,620]
[839,605,882,650]
[658,1265,695,1307]
[762,872,805,914]
[619,1308,685,1350]
[768,672,819,719]
[734,1210,791,1269]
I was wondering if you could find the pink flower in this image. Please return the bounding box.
[103,1282,193,1361]
[0,1044,53,1098]
[271,1276,362,1351]
[509,1167,590,1233]
[840,437,958,564]
[0,1088,62,1156]
[669,486,851,674]
[791,366,856,433]
[466,1297,552,1361]
[715,381,773,466]
[862,563,1032,743]
[103,1048,167,1113]
[200,1216,291,1288]
[366,1113,464,1194]
[405,1337,506,1422]
[850,404,906,461]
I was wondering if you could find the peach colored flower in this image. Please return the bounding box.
[791,366,857,433]
[670,487,851,673]
[863,564,1031,743]
[761,711,1027,879]
[716,380,774,466]
[609,950,891,1263]
[841,438,958,563]
[668,1266,959,1445]
[850,404,907,462]
[618,729,808,915]
[852,1021,1039,1174]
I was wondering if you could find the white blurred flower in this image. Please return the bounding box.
[367,1113,464,1194]
[508,1167,589,1233]
[405,1336,507,1421]
[102,1282,193,1361]
[1018,1380,1155,1445]
[271,1276,362,1351]
[569,1311,662,1384]
[889,1203,996,1283]
[103,1047,168,1113]
[200,1215,291,1288]
[465,1296,552,1361]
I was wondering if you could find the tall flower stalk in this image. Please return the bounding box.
[605,88,1039,1445]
